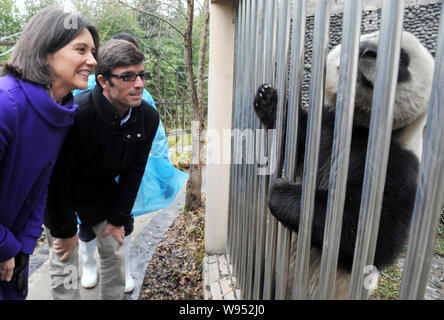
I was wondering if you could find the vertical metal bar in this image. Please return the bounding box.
[274,0,297,300]
[349,0,405,300]
[232,0,246,285]
[227,0,238,270]
[293,0,331,300]
[234,0,247,288]
[399,5,444,299]
[239,0,253,298]
[270,1,290,300]
[317,0,363,300]
[264,0,277,85]
[252,0,267,300]
[230,0,242,280]
[227,0,241,266]
[262,0,278,300]
[283,0,307,300]
[241,0,258,299]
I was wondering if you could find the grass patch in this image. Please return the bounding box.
[369,264,402,300]
[370,208,444,300]
[167,133,191,148]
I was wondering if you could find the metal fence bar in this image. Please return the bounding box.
[399,4,444,299]
[349,0,405,300]
[293,0,331,300]
[237,0,250,295]
[274,0,307,300]
[252,0,267,300]
[264,0,290,300]
[273,0,291,300]
[244,0,259,299]
[317,0,363,300]
[227,0,241,268]
[262,0,278,300]
[284,0,307,300]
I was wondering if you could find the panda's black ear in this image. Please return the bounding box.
[254,84,277,129]
[359,41,378,60]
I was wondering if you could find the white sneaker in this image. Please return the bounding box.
[79,238,98,289]
[124,235,135,293]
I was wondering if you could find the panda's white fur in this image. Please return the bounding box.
[326,31,434,132]
[254,31,435,299]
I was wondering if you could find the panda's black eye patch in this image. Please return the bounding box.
[399,48,410,67]
[398,48,411,83]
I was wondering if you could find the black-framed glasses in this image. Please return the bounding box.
[109,71,150,82]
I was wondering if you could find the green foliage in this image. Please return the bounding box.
[0,0,21,37]
[73,0,144,43]
[0,0,21,60]
[1,0,208,132]
[71,0,201,131]
[369,264,402,300]
[20,0,62,23]
[0,0,61,61]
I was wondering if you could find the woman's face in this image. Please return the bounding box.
[47,28,97,99]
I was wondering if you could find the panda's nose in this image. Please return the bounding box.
[359,42,378,59]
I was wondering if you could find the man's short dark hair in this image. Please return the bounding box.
[1,6,99,87]
[96,39,145,88]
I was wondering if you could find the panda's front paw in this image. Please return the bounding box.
[254,84,277,129]
[268,178,302,231]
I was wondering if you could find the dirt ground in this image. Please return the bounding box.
[138,206,205,300]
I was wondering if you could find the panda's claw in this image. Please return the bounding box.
[254,84,278,129]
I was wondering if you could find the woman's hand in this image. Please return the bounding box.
[0,257,15,282]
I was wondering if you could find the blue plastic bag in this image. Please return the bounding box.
[74,76,188,217]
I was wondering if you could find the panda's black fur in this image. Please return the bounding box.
[254,31,434,298]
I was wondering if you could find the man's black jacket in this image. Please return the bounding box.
[44,86,159,238]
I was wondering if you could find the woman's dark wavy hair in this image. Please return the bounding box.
[0,6,100,87]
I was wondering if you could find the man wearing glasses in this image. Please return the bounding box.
[44,39,159,300]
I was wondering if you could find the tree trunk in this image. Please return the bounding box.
[197,0,209,109]
[184,0,206,212]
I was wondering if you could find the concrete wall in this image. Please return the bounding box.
[205,0,235,254]
[306,0,441,16]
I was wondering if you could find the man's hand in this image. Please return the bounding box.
[53,235,79,262]
[0,257,15,282]
[101,223,125,246]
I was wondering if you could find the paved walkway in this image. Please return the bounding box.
[27,186,186,300]
[203,254,239,300]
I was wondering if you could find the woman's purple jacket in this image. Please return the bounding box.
[0,75,78,299]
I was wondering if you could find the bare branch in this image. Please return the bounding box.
[117,0,184,37]
[0,32,21,42]
[0,47,14,57]
[155,2,187,18]
[197,0,209,116]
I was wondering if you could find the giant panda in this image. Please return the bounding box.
[253,31,435,299]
